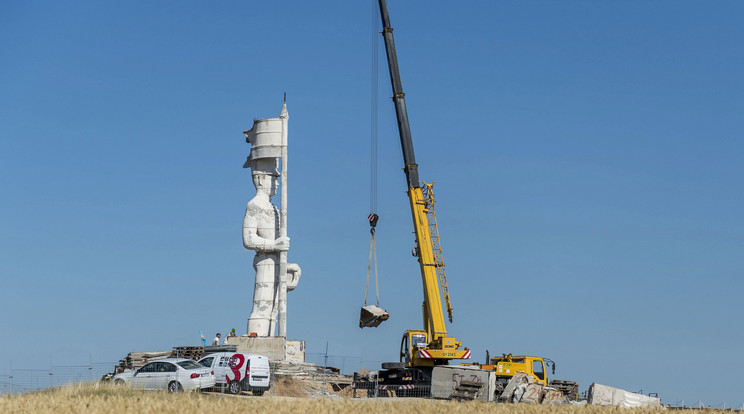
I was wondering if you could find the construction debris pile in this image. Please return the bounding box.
[267,376,353,399]
[273,361,350,386]
[496,372,572,404]
[354,366,662,408]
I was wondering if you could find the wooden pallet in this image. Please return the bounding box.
[171,345,238,361]
[549,379,579,401]
[116,351,173,371]
[171,346,205,361]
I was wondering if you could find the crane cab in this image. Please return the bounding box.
[400,330,471,368]
[400,330,428,367]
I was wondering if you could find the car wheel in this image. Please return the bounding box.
[228,380,242,395]
[114,379,125,386]
[168,381,183,393]
[253,389,265,396]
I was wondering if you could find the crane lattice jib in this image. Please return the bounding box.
[422,181,453,323]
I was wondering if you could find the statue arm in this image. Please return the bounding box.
[286,263,301,291]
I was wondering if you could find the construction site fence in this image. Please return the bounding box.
[0,355,386,396]
[0,362,117,395]
[351,380,432,399]
[4,359,738,409]
[303,352,384,376]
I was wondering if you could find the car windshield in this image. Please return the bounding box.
[177,360,202,370]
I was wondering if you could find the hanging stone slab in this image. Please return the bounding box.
[359,305,390,328]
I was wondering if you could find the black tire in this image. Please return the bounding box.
[228,380,242,395]
[114,379,125,386]
[381,362,406,369]
[167,381,183,393]
[253,389,265,396]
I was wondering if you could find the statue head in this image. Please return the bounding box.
[252,171,278,197]
[249,158,279,197]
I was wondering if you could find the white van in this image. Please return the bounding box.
[197,352,271,395]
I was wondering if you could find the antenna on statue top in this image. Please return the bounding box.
[283,92,286,104]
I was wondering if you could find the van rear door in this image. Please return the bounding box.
[247,356,270,388]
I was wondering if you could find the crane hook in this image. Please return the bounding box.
[368,213,379,234]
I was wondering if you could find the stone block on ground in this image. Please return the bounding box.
[519,383,543,404]
[432,365,497,402]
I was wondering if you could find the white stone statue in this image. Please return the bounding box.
[242,103,301,337]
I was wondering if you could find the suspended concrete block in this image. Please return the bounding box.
[359,305,390,328]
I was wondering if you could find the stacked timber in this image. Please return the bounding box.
[172,345,237,360]
[202,345,237,354]
[116,351,173,372]
[550,380,579,401]
[171,346,203,360]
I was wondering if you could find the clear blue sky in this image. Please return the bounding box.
[1,0,742,406]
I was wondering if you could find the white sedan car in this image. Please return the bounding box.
[112,358,215,392]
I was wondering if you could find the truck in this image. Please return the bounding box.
[465,353,579,400]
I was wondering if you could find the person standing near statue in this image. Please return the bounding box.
[242,102,301,338]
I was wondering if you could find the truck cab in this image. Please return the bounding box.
[487,354,551,386]
[464,354,554,387]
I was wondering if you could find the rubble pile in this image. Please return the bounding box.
[498,373,570,405]
[271,360,352,393]
[266,377,345,399]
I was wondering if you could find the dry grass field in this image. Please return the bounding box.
[0,382,714,414]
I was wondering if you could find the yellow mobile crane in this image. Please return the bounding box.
[371,0,471,391]
[358,1,579,400]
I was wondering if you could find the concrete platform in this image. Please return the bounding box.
[225,336,305,363]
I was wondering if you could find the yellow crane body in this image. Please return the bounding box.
[403,185,469,367]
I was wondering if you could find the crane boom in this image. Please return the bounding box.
[378,0,419,190]
[377,0,468,366]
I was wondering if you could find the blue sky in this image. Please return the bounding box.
[1,0,742,405]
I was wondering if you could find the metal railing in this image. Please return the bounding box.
[0,363,116,395]
[352,372,432,399]
[303,353,384,376]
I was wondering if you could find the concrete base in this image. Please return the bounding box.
[225,336,305,363]
[286,340,306,363]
